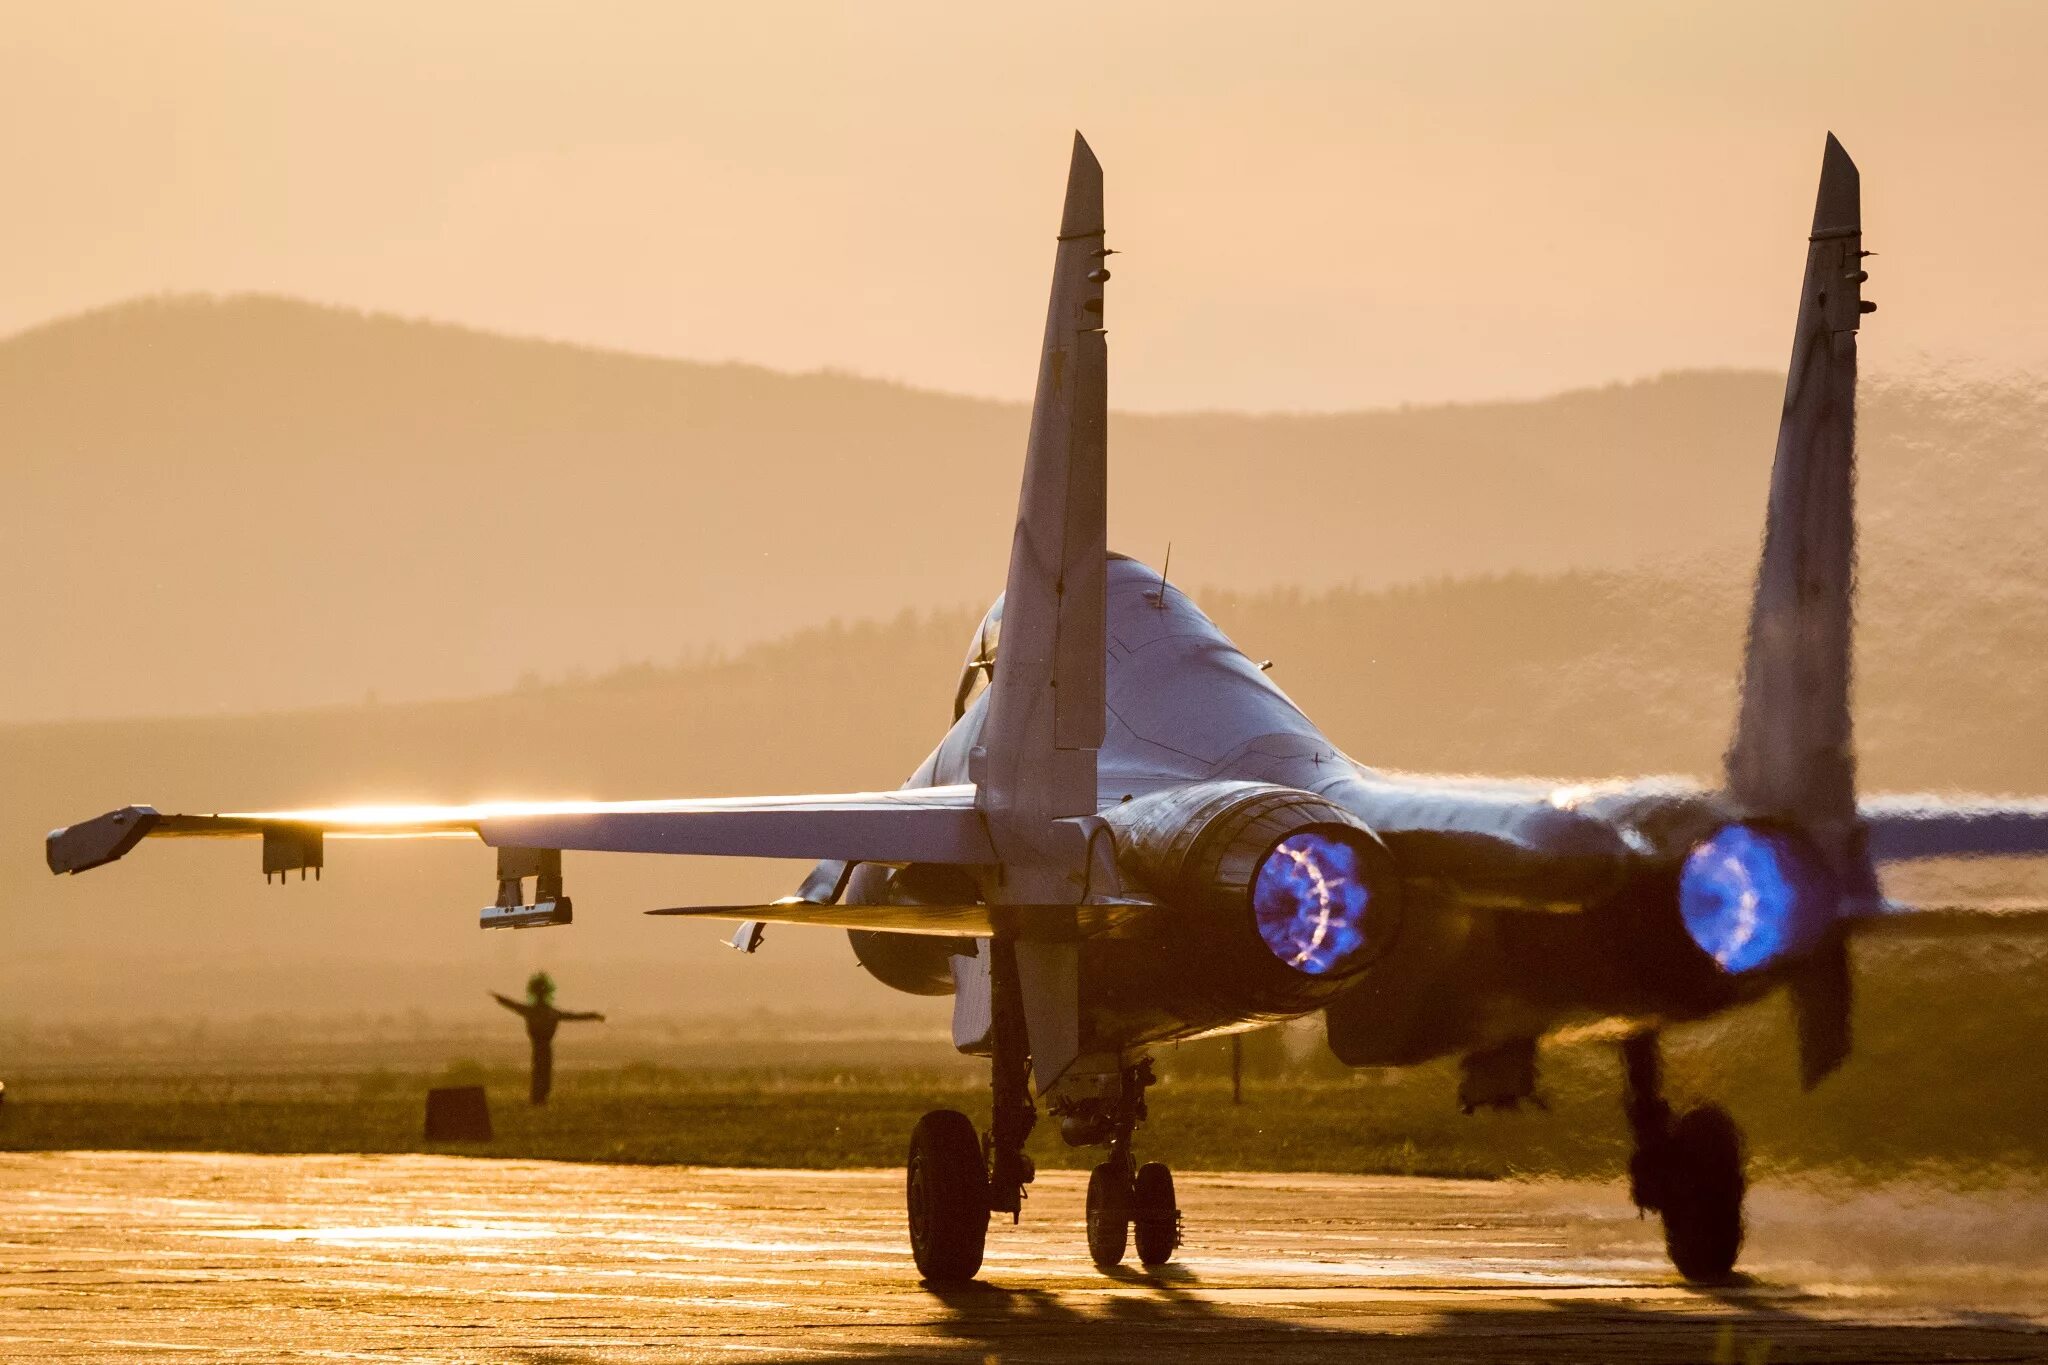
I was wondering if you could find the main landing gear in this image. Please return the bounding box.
[1622,1030,1746,1283]
[907,1109,989,1282]
[907,937,1036,1284]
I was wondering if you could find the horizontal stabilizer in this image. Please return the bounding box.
[645,896,1160,940]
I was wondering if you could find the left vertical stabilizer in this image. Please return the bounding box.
[977,133,1109,884]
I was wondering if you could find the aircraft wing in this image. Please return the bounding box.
[45,785,995,876]
[1860,794,2048,861]
[1851,794,2048,936]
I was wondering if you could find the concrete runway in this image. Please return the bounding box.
[3,1152,2044,1362]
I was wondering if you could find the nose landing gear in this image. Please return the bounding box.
[1132,1160,1182,1267]
[1070,1060,1181,1270]
[1085,1155,1131,1268]
[1622,1031,1746,1283]
[1087,1158,1182,1269]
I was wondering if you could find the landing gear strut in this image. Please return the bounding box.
[986,939,1037,1221]
[1068,1059,1181,1270]
[906,940,1035,1284]
[1622,1030,1746,1283]
[902,940,1183,1281]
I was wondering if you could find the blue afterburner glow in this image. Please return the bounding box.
[1678,824,1834,974]
[1252,831,1372,975]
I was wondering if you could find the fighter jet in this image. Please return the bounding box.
[48,133,2048,1284]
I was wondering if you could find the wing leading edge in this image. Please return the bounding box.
[46,785,995,876]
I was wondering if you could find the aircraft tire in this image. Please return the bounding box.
[1132,1161,1180,1267]
[1659,1103,1746,1283]
[1086,1162,1131,1270]
[906,1109,989,1283]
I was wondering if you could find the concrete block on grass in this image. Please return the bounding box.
[424,1085,492,1142]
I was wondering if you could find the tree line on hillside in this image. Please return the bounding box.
[7,294,2044,720]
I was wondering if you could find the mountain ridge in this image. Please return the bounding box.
[6,293,2043,723]
[2,291,1777,419]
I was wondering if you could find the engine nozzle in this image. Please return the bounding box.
[1678,823,1837,974]
[1106,782,1401,1018]
[1252,828,1378,976]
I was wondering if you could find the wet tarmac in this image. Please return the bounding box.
[3,1151,2044,1362]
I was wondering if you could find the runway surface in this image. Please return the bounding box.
[3,1151,2044,1362]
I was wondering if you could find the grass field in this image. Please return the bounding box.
[3,935,2043,1185]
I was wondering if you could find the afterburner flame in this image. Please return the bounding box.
[1251,831,1372,975]
[1678,824,1834,973]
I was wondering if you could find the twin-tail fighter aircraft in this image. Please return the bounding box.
[48,133,2048,1284]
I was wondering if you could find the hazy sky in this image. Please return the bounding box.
[5,1,2045,410]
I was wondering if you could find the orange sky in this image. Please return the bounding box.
[4,1,2045,410]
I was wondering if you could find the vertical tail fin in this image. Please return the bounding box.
[975,133,1110,1092]
[1725,132,1867,835]
[977,132,1108,881]
[1723,133,1874,1086]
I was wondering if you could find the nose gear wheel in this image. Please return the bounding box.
[1133,1161,1181,1267]
[1085,1158,1132,1269]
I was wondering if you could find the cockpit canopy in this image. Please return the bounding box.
[953,597,1003,720]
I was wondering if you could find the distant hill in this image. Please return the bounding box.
[10,294,2043,721]
[6,560,2044,1025]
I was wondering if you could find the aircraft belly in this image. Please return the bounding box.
[1324,871,1769,1068]
[1076,933,1311,1050]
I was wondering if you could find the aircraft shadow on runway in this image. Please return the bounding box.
[891,1277,2048,1364]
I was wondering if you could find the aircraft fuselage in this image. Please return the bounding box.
[845,556,1765,1069]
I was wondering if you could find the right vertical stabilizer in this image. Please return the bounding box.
[1725,133,1867,847]
[1722,133,1874,1088]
